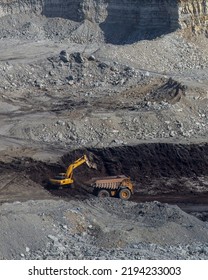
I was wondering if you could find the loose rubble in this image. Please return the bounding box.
[0,199,207,260]
[0,0,207,261]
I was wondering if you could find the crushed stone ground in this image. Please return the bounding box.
[0,199,207,260]
[0,2,207,260]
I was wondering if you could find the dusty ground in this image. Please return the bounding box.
[1,199,208,260]
[0,5,208,260]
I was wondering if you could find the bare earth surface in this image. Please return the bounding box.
[0,1,208,260]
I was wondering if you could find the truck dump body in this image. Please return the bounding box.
[90,175,134,200]
[91,175,129,189]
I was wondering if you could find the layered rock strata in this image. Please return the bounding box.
[0,0,207,42]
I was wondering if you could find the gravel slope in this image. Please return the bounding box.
[0,1,207,261]
[0,198,207,260]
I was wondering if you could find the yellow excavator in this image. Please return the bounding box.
[49,154,96,187]
[49,154,134,200]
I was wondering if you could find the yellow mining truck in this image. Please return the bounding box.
[49,155,133,200]
[91,175,134,200]
[49,154,95,187]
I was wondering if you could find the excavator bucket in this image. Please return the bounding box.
[85,155,97,169]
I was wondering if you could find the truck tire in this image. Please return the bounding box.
[119,188,131,200]
[97,189,110,198]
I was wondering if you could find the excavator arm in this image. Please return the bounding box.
[49,154,95,187]
[65,155,89,179]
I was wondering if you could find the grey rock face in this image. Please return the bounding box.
[0,1,207,43]
[59,50,69,63]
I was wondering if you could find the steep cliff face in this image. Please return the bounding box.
[179,0,208,35]
[0,1,42,17]
[0,0,207,43]
[99,0,179,42]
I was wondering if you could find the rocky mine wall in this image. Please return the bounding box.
[179,0,208,34]
[0,0,207,41]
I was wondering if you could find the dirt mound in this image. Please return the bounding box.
[0,198,207,260]
[83,199,208,247]
[119,77,186,109]
[61,143,208,197]
[0,141,207,206]
[0,140,207,205]
[0,157,56,203]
